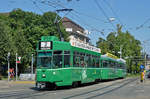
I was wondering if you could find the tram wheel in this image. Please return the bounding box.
[72,82,78,88]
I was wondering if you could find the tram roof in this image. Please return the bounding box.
[101,55,126,64]
[101,55,117,61]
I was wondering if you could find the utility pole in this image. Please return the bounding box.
[54,8,73,41]
[118,45,122,59]
[7,52,10,82]
[16,53,18,81]
[120,46,122,59]
[145,50,147,70]
[31,54,34,74]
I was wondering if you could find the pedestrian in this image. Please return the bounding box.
[10,68,15,81]
[144,70,146,81]
[141,70,144,82]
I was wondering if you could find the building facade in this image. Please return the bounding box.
[62,17,90,44]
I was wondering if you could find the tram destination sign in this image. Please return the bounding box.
[70,40,101,53]
[39,41,52,50]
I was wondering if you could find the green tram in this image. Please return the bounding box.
[100,55,126,80]
[36,36,126,89]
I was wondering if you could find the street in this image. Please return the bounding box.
[0,77,150,99]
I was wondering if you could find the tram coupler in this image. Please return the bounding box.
[36,82,46,89]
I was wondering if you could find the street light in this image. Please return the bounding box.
[142,40,150,70]
[118,45,123,59]
[7,52,10,82]
[109,17,115,22]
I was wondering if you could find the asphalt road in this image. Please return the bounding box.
[0,78,150,99]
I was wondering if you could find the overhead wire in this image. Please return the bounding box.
[73,12,105,35]
[39,0,106,35]
[31,0,45,13]
[136,18,150,30]
[102,0,127,31]
[94,0,116,31]
[44,0,106,23]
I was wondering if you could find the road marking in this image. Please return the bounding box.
[135,90,144,92]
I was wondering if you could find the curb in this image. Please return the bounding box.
[11,81,35,84]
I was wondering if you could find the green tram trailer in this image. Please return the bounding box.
[36,36,126,88]
[100,55,126,80]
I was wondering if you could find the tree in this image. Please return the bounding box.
[0,9,69,74]
[96,24,142,73]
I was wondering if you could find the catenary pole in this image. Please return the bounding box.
[16,53,18,81]
[31,54,33,74]
[7,52,10,82]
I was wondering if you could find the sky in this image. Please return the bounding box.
[0,0,150,53]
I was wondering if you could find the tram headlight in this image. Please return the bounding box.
[53,72,56,75]
[42,74,46,78]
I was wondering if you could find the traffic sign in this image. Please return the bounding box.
[16,56,21,63]
[140,65,144,69]
[18,56,21,61]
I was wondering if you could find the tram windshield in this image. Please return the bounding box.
[37,57,52,68]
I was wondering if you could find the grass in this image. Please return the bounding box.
[0,75,8,80]
[126,73,141,78]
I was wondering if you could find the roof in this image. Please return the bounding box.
[62,17,84,30]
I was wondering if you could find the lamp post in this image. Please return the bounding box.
[118,45,123,59]
[31,54,34,74]
[7,52,10,82]
[142,40,150,70]
[16,53,18,81]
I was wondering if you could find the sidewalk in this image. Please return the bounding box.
[0,80,9,89]
[11,80,35,84]
[0,80,35,89]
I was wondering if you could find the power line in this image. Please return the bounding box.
[31,0,45,13]
[102,0,127,31]
[73,10,106,23]
[94,0,116,31]
[136,18,150,30]
[41,0,107,23]
[69,12,105,35]
[39,0,106,35]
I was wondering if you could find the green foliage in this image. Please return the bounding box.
[0,9,69,74]
[96,24,142,73]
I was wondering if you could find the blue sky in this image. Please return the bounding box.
[0,0,150,53]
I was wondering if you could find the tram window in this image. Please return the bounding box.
[53,51,63,68]
[118,64,121,69]
[80,55,85,67]
[54,51,62,54]
[100,60,103,68]
[103,61,108,68]
[121,64,124,69]
[110,61,114,68]
[87,55,91,67]
[64,51,70,67]
[107,61,111,68]
[116,63,119,68]
[64,51,70,54]
[96,58,99,68]
[113,62,117,68]
[73,51,80,67]
[85,54,90,67]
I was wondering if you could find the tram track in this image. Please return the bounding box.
[0,78,138,99]
[63,78,138,99]
[0,88,52,99]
